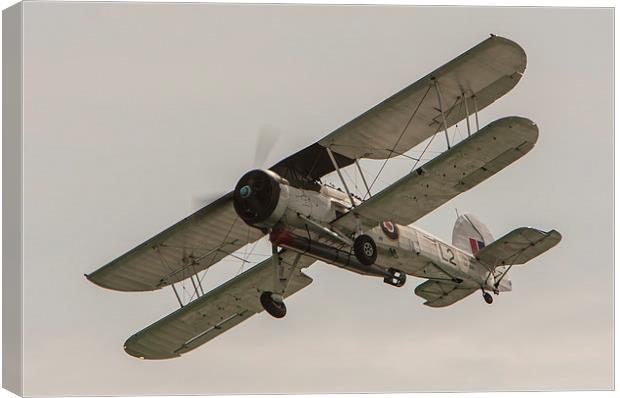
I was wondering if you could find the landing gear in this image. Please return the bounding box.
[482,291,493,304]
[383,268,407,287]
[354,234,377,265]
[260,291,287,318]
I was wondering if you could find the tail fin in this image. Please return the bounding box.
[452,214,494,255]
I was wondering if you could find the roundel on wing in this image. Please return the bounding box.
[381,221,399,240]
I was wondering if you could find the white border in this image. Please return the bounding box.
[0,1,615,398]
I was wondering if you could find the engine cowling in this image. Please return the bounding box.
[233,169,289,229]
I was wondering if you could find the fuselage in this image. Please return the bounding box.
[362,222,512,293]
[244,177,511,293]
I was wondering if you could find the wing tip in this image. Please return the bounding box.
[487,34,527,70]
[480,35,527,87]
[124,350,178,361]
[84,271,156,292]
[84,272,101,287]
[548,229,563,245]
[488,116,539,144]
[124,338,180,360]
[423,300,452,308]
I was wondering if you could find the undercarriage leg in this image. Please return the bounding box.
[262,247,302,319]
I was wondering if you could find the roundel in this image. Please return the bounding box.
[381,220,399,240]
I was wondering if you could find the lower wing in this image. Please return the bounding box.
[124,251,315,359]
[331,116,539,233]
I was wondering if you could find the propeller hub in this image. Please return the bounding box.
[239,185,252,198]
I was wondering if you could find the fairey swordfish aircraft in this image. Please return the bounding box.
[87,35,561,360]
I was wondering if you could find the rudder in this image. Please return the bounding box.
[452,214,494,255]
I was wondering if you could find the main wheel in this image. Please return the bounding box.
[354,234,377,265]
[260,291,287,318]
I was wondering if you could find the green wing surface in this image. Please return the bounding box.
[332,117,538,232]
[87,193,264,292]
[124,251,315,359]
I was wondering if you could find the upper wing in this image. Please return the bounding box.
[271,35,526,183]
[124,251,315,359]
[331,116,538,233]
[476,228,562,267]
[87,193,264,292]
[414,279,478,308]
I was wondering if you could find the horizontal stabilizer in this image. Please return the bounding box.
[124,251,315,359]
[476,227,561,267]
[414,279,478,308]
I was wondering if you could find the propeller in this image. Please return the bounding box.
[190,124,281,209]
[253,124,281,168]
[190,192,228,210]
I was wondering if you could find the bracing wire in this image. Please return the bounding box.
[363,85,432,200]
[409,95,462,173]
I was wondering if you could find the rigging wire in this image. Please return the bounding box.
[156,246,189,306]
[409,133,437,172]
[409,95,462,173]
[452,97,465,142]
[236,239,261,276]
[364,85,432,200]
[341,166,361,198]
[190,218,240,302]
[237,226,253,274]
[357,160,392,192]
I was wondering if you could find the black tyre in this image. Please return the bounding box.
[354,234,377,266]
[260,291,287,318]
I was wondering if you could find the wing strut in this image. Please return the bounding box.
[354,159,372,198]
[269,246,302,299]
[189,275,203,298]
[171,283,184,308]
[463,93,472,137]
[493,264,514,289]
[326,147,356,208]
[432,78,451,150]
[473,95,480,132]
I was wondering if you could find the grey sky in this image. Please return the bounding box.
[21,3,612,395]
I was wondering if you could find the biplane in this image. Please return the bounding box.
[87,35,561,360]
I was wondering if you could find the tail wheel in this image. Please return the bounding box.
[483,291,494,304]
[260,291,287,318]
[353,234,377,265]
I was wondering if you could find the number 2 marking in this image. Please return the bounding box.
[446,248,456,265]
[440,244,457,265]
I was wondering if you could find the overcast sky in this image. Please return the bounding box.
[20,3,612,395]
